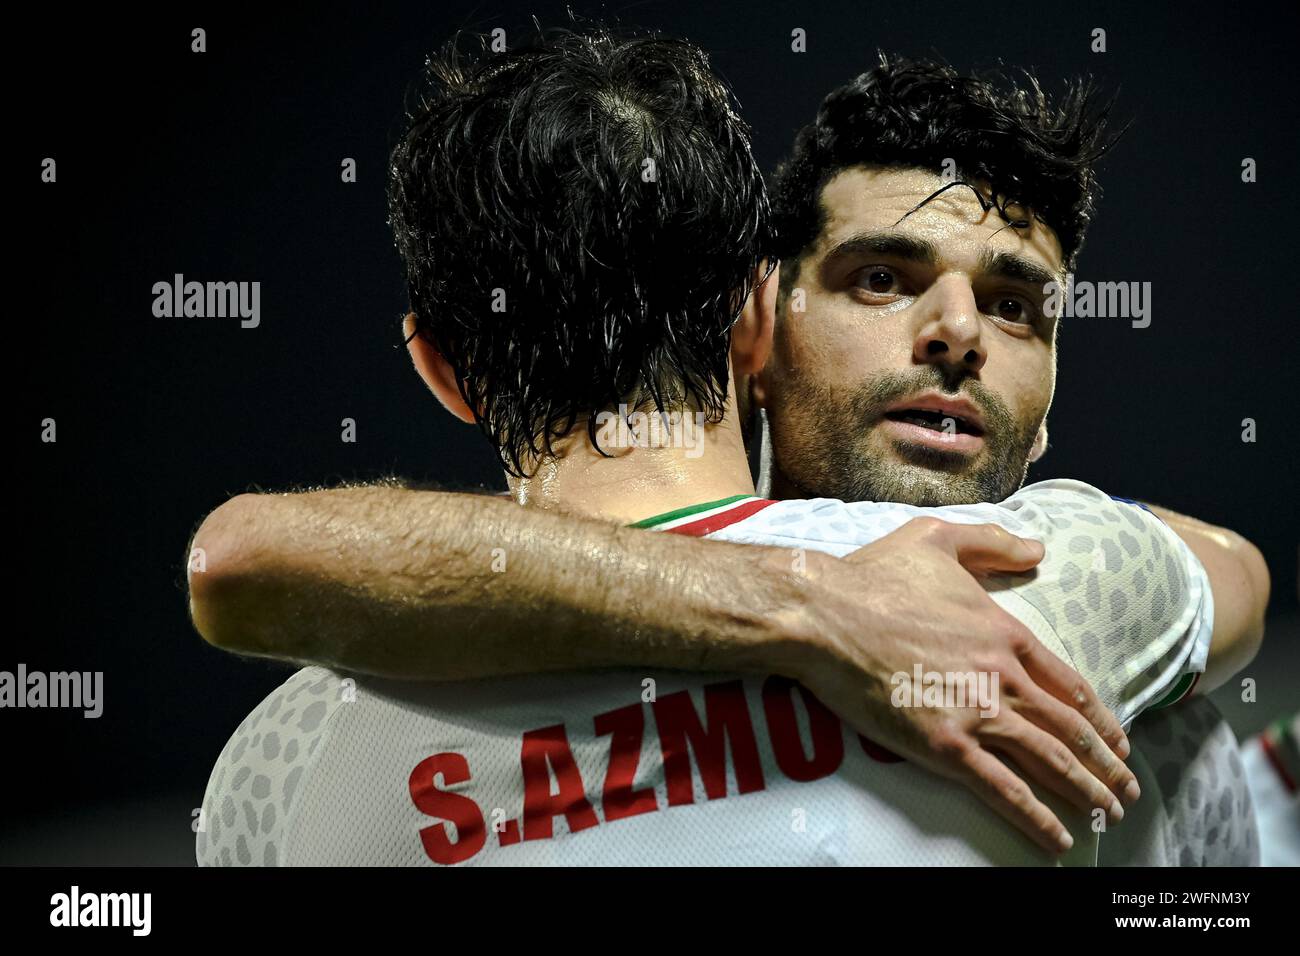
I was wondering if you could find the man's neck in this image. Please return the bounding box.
[507,405,756,525]
[768,459,809,502]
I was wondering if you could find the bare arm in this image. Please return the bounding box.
[1145,505,1270,693]
[188,487,798,679]
[187,486,1136,854]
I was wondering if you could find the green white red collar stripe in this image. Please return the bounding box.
[1147,671,1201,710]
[631,494,777,536]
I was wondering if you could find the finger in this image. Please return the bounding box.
[980,713,1124,825]
[928,521,1045,574]
[1014,683,1140,807]
[1018,637,1134,767]
[955,747,1075,855]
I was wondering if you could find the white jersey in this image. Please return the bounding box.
[197,479,1213,867]
[1098,697,1259,867]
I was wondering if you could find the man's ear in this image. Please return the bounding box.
[1029,420,1049,463]
[402,313,476,424]
[736,261,782,411]
[732,260,778,378]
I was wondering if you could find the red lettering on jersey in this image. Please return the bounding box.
[653,679,765,805]
[858,734,904,763]
[409,752,486,865]
[497,818,521,846]
[762,676,845,781]
[593,703,659,822]
[520,724,600,840]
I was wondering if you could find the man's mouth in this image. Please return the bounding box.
[878,395,988,456]
[882,407,984,436]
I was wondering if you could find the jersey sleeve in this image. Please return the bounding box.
[999,480,1215,727]
[718,482,1215,727]
[196,666,349,866]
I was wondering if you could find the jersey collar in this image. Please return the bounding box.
[631,494,777,536]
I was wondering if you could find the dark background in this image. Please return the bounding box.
[8,0,1297,864]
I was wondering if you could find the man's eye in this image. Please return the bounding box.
[856,267,901,294]
[991,296,1033,323]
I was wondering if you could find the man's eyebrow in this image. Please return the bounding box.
[978,250,1061,291]
[821,231,939,269]
[820,232,1063,290]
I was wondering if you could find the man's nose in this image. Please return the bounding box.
[912,276,987,374]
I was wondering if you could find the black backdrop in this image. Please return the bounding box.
[10,0,1297,863]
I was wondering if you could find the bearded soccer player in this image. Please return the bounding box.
[189,28,1268,866]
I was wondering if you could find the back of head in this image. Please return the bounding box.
[388,25,771,475]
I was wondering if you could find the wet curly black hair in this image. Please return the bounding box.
[771,54,1121,288]
[388,25,771,477]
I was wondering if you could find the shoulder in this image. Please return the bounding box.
[1005,483,1212,721]
[196,667,351,866]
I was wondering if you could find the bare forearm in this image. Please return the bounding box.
[187,488,806,679]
